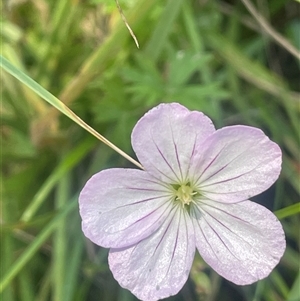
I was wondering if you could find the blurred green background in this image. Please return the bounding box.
[1,0,300,300]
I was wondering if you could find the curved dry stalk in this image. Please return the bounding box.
[115,0,139,48]
[241,0,300,60]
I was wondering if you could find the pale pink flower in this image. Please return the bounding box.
[79,103,285,301]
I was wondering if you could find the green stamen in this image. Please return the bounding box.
[175,184,197,207]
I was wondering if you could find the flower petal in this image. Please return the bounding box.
[191,200,285,285]
[79,169,173,248]
[190,126,282,202]
[108,206,195,301]
[132,103,215,184]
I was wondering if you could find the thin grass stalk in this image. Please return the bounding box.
[20,137,95,222]
[35,267,52,301]
[0,199,77,293]
[19,269,35,301]
[1,199,15,301]
[53,173,69,301]
[241,0,300,60]
[64,237,84,301]
[203,33,300,108]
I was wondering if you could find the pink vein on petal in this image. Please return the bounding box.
[186,136,198,183]
[165,208,181,275]
[129,205,179,283]
[135,177,174,190]
[168,114,183,182]
[193,148,225,186]
[150,133,181,183]
[111,199,174,235]
[199,201,252,225]
[152,205,183,283]
[197,140,274,187]
[199,159,271,191]
[200,205,255,252]
[154,206,178,254]
[104,194,170,212]
[192,205,221,261]
[125,187,169,193]
[201,211,241,261]
[183,213,190,261]
[173,140,183,182]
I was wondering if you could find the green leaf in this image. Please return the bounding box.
[145,0,184,61]
[168,52,211,86]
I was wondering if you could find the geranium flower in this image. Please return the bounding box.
[79,103,285,301]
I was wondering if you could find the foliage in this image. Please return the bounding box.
[1,0,299,300]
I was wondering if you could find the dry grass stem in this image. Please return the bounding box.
[115,0,140,48]
[241,0,300,60]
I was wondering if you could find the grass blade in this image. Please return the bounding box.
[20,137,95,222]
[275,203,300,219]
[0,56,142,169]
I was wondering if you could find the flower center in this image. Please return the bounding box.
[175,184,197,207]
